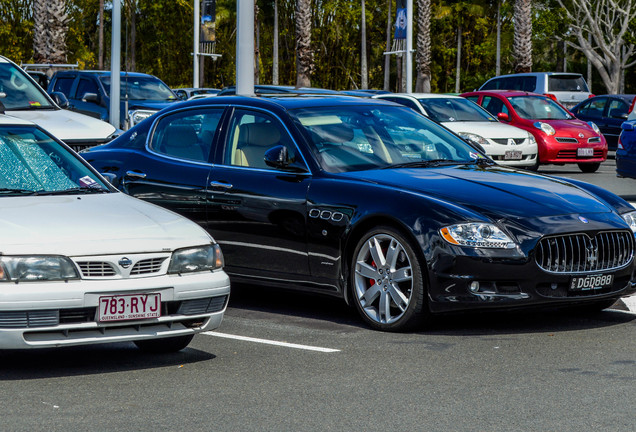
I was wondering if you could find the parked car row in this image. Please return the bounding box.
[3,56,636,349]
[81,95,636,332]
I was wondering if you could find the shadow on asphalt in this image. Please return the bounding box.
[229,284,635,336]
[0,344,214,380]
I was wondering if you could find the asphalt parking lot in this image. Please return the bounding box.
[1,156,635,432]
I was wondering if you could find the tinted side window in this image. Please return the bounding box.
[52,77,74,96]
[607,99,629,118]
[76,78,99,99]
[150,108,223,162]
[224,109,301,170]
[577,98,605,119]
[481,96,508,116]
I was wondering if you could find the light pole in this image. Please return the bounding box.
[236,0,255,96]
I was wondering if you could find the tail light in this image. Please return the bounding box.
[618,135,624,150]
[544,93,558,102]
[629,97,636,115]
[588,94,595,98]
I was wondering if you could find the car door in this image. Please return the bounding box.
[121,107,225,227]
[71,76,107,121]
[603,98,630,148]
[207,107,312,280]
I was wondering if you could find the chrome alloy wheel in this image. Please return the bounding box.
[354,233,414,325]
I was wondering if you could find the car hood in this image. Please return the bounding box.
[0,193,212,256]
[441,121,529,139]
[341,165,613,220]
[533,118,597,137]
[126,101,178,111]
[6,108,116,141]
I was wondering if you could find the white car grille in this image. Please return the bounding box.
[73,254,170,279]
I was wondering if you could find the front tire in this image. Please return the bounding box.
[351,226,427,331]
[134,334,194,353]
[578,162,600,173]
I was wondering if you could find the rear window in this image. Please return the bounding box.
[547,75,589,92]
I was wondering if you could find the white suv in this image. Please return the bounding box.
[0,55,117,151]
[479,72,592,110]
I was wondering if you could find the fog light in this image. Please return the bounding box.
[470,281,480,293]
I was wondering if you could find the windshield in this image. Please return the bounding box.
[418,97,496,123]
[292,105,485,173]
[0,62,54,110]
[0,126,110,194]
[100,75,177,101]
[508,96,572,120]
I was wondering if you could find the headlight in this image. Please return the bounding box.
[0,256,79,282]
[534,122,555,136]
[527,133,537,145]
[128,109,157,127]
[440,223,516,249]
[458,132,489,146]
[588,121,601,135]
[168,244,224,274]
[622,211,636,234]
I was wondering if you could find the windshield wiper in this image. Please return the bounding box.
[0,188,39,195]
[381,159,460,169]
[36,187,109,196]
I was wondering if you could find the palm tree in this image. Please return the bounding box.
[295,0,313,87]
[415,0,432,92]
[33,0,68,63]
[513,0,532,73]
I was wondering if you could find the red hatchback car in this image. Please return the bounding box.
[461,90,607,172]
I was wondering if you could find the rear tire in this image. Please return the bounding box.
[351,226,428,331]
[134,334,194,353]
[578,162,600,173]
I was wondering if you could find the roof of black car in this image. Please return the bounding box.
[179,95,397,111]
[53,70,155,78]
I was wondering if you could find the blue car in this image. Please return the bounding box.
[571,94,636,150]
[82,95,636,331]
[616,120,636,178]
[48,70,180,130]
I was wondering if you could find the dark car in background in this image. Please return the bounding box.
[83,95,636,331]
[173,87,220,100]
[570,95,636,149]
[616,120,636,179]
[48,70,180,130]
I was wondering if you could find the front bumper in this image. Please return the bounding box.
[0,270,231,349]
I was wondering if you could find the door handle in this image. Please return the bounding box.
[209,181,233,189]
[125,170,147,179]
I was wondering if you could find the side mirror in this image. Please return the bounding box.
[100,172,118,187]
[622,122,635,132]
[497,112,510,122]
[82,92,100,104]
[264,145,291,169]
[50,91,70,109]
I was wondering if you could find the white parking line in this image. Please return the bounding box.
[622,295,636,313]
[201,331,341,353]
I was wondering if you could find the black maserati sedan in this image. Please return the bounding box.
[82,95,636,331]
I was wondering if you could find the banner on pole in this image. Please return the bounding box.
[200,0,217,54]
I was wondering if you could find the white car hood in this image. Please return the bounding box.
[0,193,212,256]
[441,121,528,139]
[5,108,116,141]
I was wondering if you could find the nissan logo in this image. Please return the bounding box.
[119,257,133,268]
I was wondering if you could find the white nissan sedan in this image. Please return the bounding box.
[0,115,230,352]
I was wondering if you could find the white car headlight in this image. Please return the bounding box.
[168,244,224,274]
[458,132,489,146]
[622,211,636,234]
[0,256,79,282]
[128,109,157,127]
[534,122,555,136]
[440,223,516,249]
[588,121,601,135]
[527,132,537,145]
